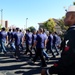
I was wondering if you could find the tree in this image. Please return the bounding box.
[28,26,36,32]
[58,16,69,31]
[73,2,75,5]
[0,24,2,30]
[43,18,56,32]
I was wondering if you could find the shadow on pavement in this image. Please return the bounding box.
[0,63,28,71]
[15,67,42,75]
[0,51,60,75]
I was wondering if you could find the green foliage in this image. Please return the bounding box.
[28,26,36,32]
[0,24,2,30]
[73,2,75,5]
[58,17,69,30]
[43,18,56,32]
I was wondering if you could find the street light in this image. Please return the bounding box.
[0,9,3,26]
[26,18,28,29]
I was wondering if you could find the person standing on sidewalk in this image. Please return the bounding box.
[41,5,75,75]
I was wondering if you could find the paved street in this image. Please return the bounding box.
[0,51,60,75]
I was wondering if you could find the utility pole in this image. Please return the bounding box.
[1,9,3,26]
[26,18,28,29]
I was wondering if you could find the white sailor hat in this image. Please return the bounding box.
[67,6,75,12]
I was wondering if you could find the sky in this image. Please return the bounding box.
[0,0,74,29]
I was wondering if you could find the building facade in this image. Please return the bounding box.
[0,20,8,28]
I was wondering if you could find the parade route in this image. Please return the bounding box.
[0,52,60,75]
